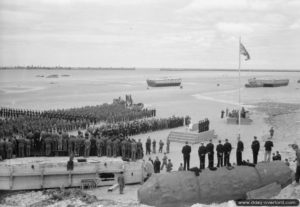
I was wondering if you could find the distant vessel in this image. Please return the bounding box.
[245,78,289,87]
[46,74,59,78]
[146,77,182,87]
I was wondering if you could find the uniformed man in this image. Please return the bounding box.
[216,140,224,167]
[84,134,91,157]
[6,139,13,159]
[25,137,31,157]
[57,131,63,152]
[45,133,52,156]
[206,139,214,168]
[68,135,76,155]
[198,142,206,169]
[18,135,25,158]
[74,134,81,157]
[223,139,232,166]
[236,135,244,166]
[181,141,191,170]
[118,172,125,194]
[159,140,164,153]
[121,139,126,159]
[106,138,112,157]
[152,139,156,154]
[131,139,137,161]
[113,138,119,157]
[166,138,170,154]
[251,136,260,164]
[0,138,5,159]
[146,136,151,155]
[137,139,143,159]
[96,136,101,157]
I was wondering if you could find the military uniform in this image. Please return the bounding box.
[131,141,137,161]
[84,138,91,157]
[18,136,25,157]
[198,144,206,169]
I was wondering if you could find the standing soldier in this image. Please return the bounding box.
[45,134,52,156]
[0,138,5,159]
[96,136,101,157]
[223,139,232,166]
[206,139,214,168]
[25,137,31,157]
[236,135,244,166]
[166,138,170,154]
[146,136,151,155]
[84,135,91,157]
[137,139,143,159]
[269,127,274,138]
[6,139,13,159]
[264,137,273,162]
[62,130,69,155]
[57,131,63,151]
[161,153,168,170]
[18,135,25,158]
[251,136,260,164]
[181,142,191,170]
[118,172,125,194]
[121,139,126,159]
[216,140,224,167]
[106,138,112,157]
[68,135,76,156]
[198,142,206,170]
[152,139,156,154]
[159,140,164,153]
[113,138,118,157]
[126,138,131,159]
[74,134,81,157]
[131,140,137,161]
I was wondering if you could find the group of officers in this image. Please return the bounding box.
[0,129,145,161]
[198,118,210,133]
[181,135,272,171]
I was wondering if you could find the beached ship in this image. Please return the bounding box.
[0,157,146,190]
[245,78,289,88]
[146,77,182,87]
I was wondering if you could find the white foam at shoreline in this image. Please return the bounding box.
[0,86,45,94]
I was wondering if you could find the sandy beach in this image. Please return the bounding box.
[0,69,300,206]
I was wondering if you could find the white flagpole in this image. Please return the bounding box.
[238,37,241,135]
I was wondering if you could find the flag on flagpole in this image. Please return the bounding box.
[240,43,250,61]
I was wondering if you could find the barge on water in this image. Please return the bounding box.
[245,78,289,88]
[0,157,145,190]
[146,77,182,87]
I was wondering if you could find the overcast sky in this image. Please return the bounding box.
[0,0,300,69]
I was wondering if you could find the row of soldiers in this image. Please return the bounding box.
[0,130,145,161]
[99,116,185,137]
[145,137,171,154]
[0,94,156,123]
[198,118,210,133]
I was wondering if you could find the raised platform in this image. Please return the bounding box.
[226,117,253,125]
[0,157,145,191]
[168,130,217,144]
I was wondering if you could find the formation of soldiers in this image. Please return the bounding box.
[98,116,185,137]
[198,118,210,133]
[0,115,184,160]
[0,129,145,161]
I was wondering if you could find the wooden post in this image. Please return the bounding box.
[40,165,44,189]
[9,166,14,190]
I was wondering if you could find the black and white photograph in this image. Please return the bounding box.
[0,0,300,206]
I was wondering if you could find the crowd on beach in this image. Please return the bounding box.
[0,96,187,160]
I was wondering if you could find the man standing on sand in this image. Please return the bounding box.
[206,139,214,168]
[269,127,274,138]
[236,135,244,166]
[118,172,125,194]
[264,137,273,162]
[292,144,300,185]
[182,141,191,170]
[152,139,156,154]
[198,142,206,169]
[216,140,223,167]
[251,136,260,164]
[154,156,161,173]
[159,140,164,153]
[223,139,232,166]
